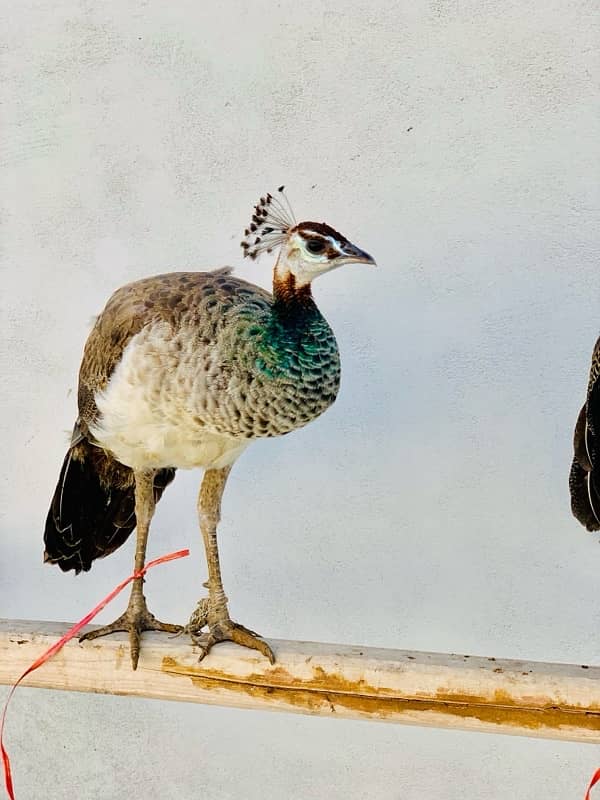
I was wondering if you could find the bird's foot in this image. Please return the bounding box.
[80,603,182,670]
[184,598,275,664]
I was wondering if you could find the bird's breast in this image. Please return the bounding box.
[89,314,341,470]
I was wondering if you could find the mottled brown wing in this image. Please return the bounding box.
[77,268,246,430]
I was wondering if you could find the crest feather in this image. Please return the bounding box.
[240,186,296,260]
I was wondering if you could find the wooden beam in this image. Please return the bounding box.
[0,620,598,742]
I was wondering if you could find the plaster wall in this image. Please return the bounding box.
[1,2,599,797]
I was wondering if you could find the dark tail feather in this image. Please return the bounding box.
[569,404,600,532]
[44,436,176,573]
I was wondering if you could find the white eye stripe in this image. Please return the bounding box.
[304,234,338,250]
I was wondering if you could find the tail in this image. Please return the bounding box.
[44,433,176,573]
[569,399,600,532]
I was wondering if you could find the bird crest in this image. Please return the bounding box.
[240,186,296,260]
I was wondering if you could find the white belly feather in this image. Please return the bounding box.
[90,323,249,471]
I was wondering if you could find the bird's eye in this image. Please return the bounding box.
[306,238,325,254]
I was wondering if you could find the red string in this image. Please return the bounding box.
[585,768,600,800]
[1,548,189,799]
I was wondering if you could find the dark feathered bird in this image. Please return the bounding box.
[44,188,375,668]
[569,335,600,531]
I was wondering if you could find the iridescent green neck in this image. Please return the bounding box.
[239,273,332,382]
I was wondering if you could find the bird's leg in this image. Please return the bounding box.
[186,466,275,663]
[80,469,182,669]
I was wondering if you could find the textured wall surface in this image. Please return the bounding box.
[1,1,599,798]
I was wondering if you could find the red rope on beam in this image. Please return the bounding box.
[1,548,190,799]
[585,767,600,800]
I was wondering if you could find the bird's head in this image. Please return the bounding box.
[240,187,375,291]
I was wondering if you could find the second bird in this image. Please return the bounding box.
[43,188,376,668]
[569,335,600,532]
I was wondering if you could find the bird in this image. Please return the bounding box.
[43,187,375,669]
[569,334,599,532]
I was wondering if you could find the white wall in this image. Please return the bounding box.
[1,1,599,798]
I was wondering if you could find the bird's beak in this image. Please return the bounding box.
[342,242,377,266]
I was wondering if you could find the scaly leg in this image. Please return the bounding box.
[187,466,274,663]
[80,469,181,669]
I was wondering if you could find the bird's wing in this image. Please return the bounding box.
[77,267,262,430]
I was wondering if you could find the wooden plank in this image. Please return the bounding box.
[0,619,598,742]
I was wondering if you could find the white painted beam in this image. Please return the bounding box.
[0,620,598,742]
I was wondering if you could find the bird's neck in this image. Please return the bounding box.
[272,257,317,319]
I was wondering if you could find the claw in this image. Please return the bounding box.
[188,617,275,664]
[80,608,182,670]
[130,628,141,671]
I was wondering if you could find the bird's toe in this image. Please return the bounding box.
[188,617,275,664]
[80,606,182,669]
